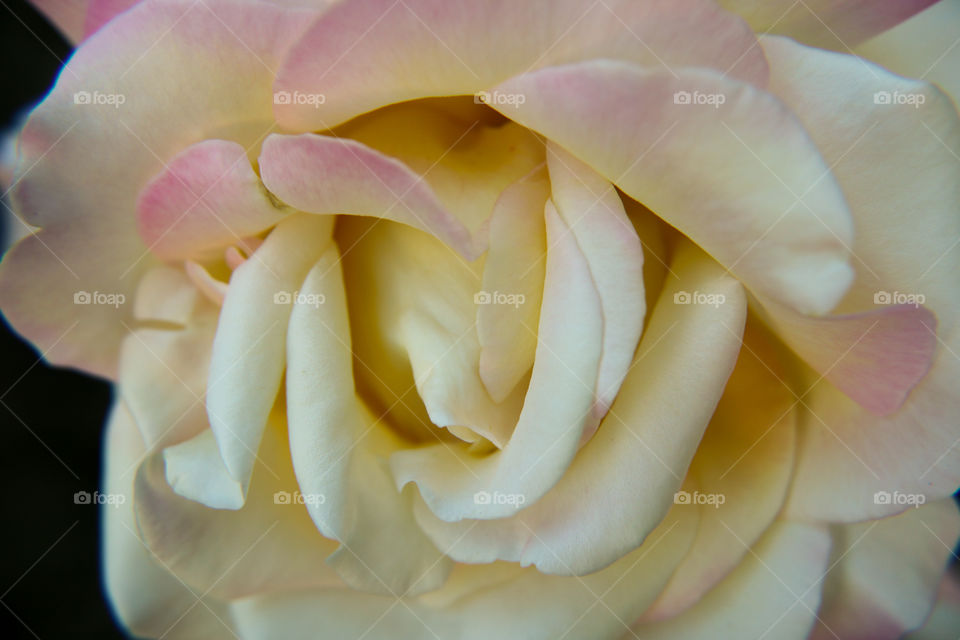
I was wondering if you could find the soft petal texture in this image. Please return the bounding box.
[760,301,937,415]
[856,0,960,104]
[477,167,548,403]
[31,0,139,43]
[905,569,960,640]
[811,499,960,640]
[137,139,289,261]
[546,143,645,420]
[338,102,545,251]
[258,133,477,259]
[230,505,697,640]
[391,204,604,521]
[719,0,938,50]
[632,521,831,640]
[760,36,960,521]
[134,414,343,601]
[103,402,236,640]
[409,241,747,574]
[206,214,334,501]
[285,247,452,596]
[644,319,796,619]
[0,0,318,377]
[162,429,246,509]
[273,0,768,130]
[493,60,855,316]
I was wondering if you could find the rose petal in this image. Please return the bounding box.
[631,521,831,640]
[0,0,318,377]
[408,241,746,573]
[810,499,960,640]
[492,60,855,316]
[137,139,289,261]
[285,247,452,596]
[477,166,549,402]
[391,203,604,521]
[206,214,334,500]
[134,416,342,600]
[273,0,767,130]
[546,143,645,421]
[643,319,797,619]
[760,301,937,416]
[102,401,236,639]
[258,133,477,259]
[719,0,937,50]
[904,569,960,640]
[30,0,138,43]
[230,505,697,640]
[759,36,960,521]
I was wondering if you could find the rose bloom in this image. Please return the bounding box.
[2,0,960,638]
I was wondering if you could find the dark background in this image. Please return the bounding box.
[0,0,125,637]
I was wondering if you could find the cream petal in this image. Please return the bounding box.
[759,36,960,521]
[811,499,960,640]
[391,203,604,522]
[546,143,644,421]
[477,166,549,402]
[206,214,334,500]
[492,60,855,316]
[409,241,747,574]
[285,248,452,596]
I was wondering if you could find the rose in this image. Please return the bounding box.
[2,1,959,639]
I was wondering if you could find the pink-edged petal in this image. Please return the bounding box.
[719,0,938,50]
[477,167,549,402]
[760,302,936,416]
[759,36,960,521]
[137,139,288,261]
[811,499,960,640]
[632,521,831,640]
[273,0,767,130]
[285,247,451,596]
[409,241,747,574]
[547,143,644,421]
[30,0,139,43]
[230,507,697,640]
[2,0,318,377]
[103,401,236,639]
[492,60,855,316]
[134,416,342,600]
[206,214,333,501]
[643,320,796,620]
[258,133,477,259]
[391,203,604,522]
